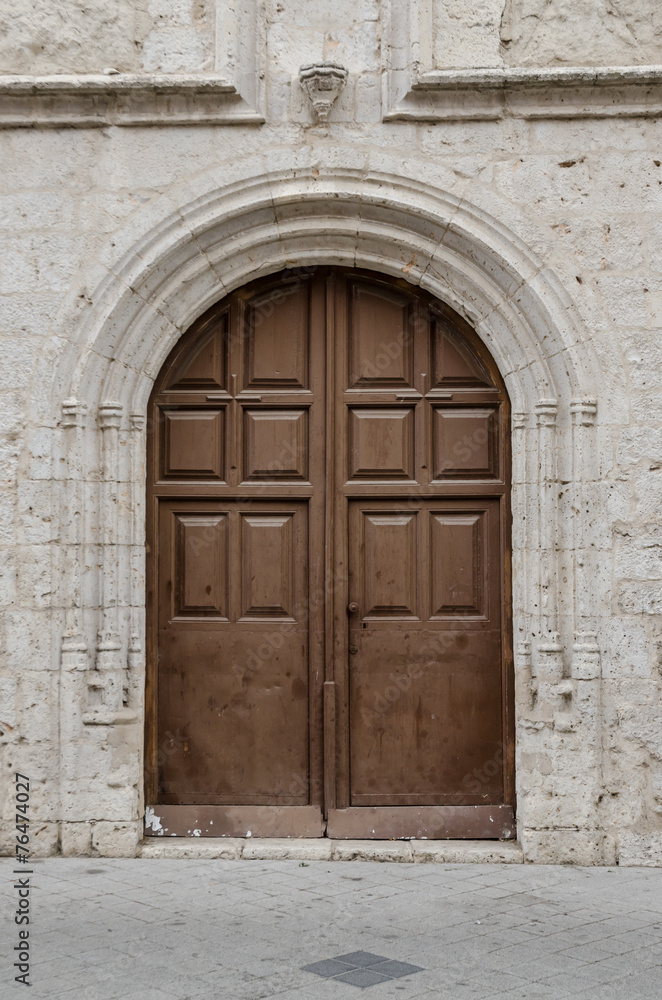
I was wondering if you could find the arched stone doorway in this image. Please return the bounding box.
[145,266,514,840]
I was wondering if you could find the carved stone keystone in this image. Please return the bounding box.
[299,62,348,121]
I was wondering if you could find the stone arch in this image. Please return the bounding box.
[50,161,604,851]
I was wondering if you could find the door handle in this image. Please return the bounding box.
[347,602,359,614]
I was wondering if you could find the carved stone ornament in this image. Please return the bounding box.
[299,62,348,121]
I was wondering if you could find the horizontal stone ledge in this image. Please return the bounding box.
[139,837,524,863]
[414,65,662,91]
[387,64,662,122]
[0,74,264,129]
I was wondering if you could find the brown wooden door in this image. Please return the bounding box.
[145,268,514,840]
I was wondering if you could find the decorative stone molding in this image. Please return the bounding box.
[61,634,88,673]
[511,411,527,430]
[61,397,87,429]
[572,632,601,682]
[534,399,558,428]
[384,0,662,122]
[0,75,265,128]
[60,398,89,674]
[299,63,348,121]
[517,639,536,709]
[571,398,598,427]
[85,401,128,724]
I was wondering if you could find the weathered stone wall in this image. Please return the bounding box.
[501,0,662,67]
[0,0,215,74]
[0,0,661,864]
[431,0,662,69]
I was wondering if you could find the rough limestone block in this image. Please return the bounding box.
[410,840,524,864]
[61,821,93,857]
[521,829,612,865]
[331,841,414,863]
[28,822,60,857]
[618,833,662,866]
[140,838,244,860]
[241,838,333,861]
[92,821,140,858]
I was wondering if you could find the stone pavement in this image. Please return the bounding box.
[6,857,662,999]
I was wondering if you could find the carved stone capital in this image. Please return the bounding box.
[572,631,601,680]
[511,411,527,430]
[61,398,87,429]
[98,401,123,431]
[299,63,348,121]
[535,399,558,428]
[61,633,88,671]
[570,398,598,427]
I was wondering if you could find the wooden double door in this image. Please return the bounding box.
[145,268,515,840]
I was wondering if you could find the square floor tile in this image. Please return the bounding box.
[302,950,424,989]
[370,960,425,978]
[334,969,393,988]
[334,952,389,967]
[301,959,354,978]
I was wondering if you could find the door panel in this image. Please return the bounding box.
[348,407,415,480]
[146,268,514,841]
[161,408,226,481]
[243,409,309,481]
[157,501,310,807]
[347,500,503,807]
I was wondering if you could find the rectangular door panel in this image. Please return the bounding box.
[349,629,503,805]
[360,510,418,619]
[173,513,229,619]
[348,281,414,388]
[348,499,504,809]
[244,284,310,388]
[240,512,295,619]
[430,511,486,618]
[157,500,311,807]
[157,627,310,805]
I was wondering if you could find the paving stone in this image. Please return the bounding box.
[15,860,662,999]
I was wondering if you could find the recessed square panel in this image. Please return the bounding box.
[173,514,228,619]
[348,282,414,388]
[240,514,294,619]
[363,512,418,618]
[432,407,498,479]
[348,408,414,480]
[244,285,309,388]
[161,409,225,480]
[243,409,308,481]
[430,512,485,617]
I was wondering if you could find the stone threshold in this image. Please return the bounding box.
[139,838,523,863]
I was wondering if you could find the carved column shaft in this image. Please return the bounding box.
[128,412,146,684]
[89,401,124,716]
[60,399,88,671]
